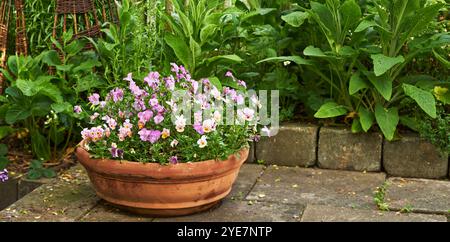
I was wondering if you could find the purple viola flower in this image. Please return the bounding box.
[148,130,162,144]
[170,63,180,73]
[110,143,124,159]
[73,105,82,114]
[169,156,178,164]
[193,123,204,135]
[123,73,133,82]
[133,98,147,111]
[138,110,153,124]
[138,128,150,142]
[153,104,165,114]
[0,169,8,182]
[88,93,100,105]
[144,71,160,90]
[165,76,176,90]
[154,114,164,124]
[149,97,159,107]
[109,88,124,102]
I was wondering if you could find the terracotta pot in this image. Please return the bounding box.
[75,144,249,217]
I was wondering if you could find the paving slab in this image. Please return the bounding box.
[318,127,382,171]
[155,200,304,222]
[0,165,100,222]
[80,201,154,222]
[301,204,446,222]
[247,166,386,209]
[255,123,318,167]
[0,177,18,210]
[385,177,450,214]
[229,164,265,200]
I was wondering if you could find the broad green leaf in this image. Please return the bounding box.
[75,75,106,93]
[72,59,101,73]
[304,46,327,57]
[27,169,42,180]
[281,11,309,27]
[51,102,72,114]
[364,71,392,101]
[31,131,51,160]
[256,56,312,65]
[0,126,13,140]
[41,50,62,66]
[206,55,243,64]
[165,34,192,69]
[39,82,63,103]
[371,54,405,76]
[400,116,419,132]
[189,37,201,60]
[402,84,436,118]
[5,104,31,124]
[349,72,368,95]
[340,0,362,30]
[351,118,363,133]
[432,49,450,68]
[200,24,217,44]
[64,40,85,55]
[375,104,399,141]
[0,156,9,170]
[208,76,222,91]
[310,2,335,34]
[314,102,347,118]
[355,20,378,32]
[358,107,374,132]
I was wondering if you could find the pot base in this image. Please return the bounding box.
[109,200,222,217]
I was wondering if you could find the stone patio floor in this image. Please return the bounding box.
[1,164,449,222]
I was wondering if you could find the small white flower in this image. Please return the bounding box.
[261,126,272,137]
[170,139,179,147]
[283,61,291,66]
[175,115,186,132]
[197,135,208,148]
[202,119,215,133]
[213,110,222,122]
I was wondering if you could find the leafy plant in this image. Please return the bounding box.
[27,159,56,180]
[0,144,10,171]
[374,181,389,211]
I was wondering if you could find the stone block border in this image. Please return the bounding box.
[0,176,51,210]
[254,123,449,179]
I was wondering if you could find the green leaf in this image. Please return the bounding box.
[256,56,312,65]
[358,107,374,132]
[75,74,106,92]
[5,104,31,124]
[340,0,362,30]
[400,116,419,132]
[42,168,56,178]
[0,126,13,140]
[41,50,62,66]
[27,169,42,180]
[31,131,51,160]
[355,20,378,32]
[281,11,309,27]
[206,55,244,64]
[30,159,43,169]
[39,82,63,103]
[402,84,436,118]
[200,24,217,44]
[349,72,368,95]
[432,49,450,68]
[364,71,392,101]
[64,40,85,55]
[0,143,7,156]
[51,102,72,114]
[375,104,399,141]
[314,102,347,118]
[165,34,192,69]
[189,37,201,62]
[304,46,327,57]
[0,156,9,170]
[351,118,363,133]
[208,76,222,91]
[72,59,101,73]
[371,54,405,76]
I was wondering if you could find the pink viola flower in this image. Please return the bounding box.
[194,111,203,125]
[99,101,107,109]
[170,63,180,73]
[234,94,245,105]
[169,156,178,164]
[133,98,146,111]
[102,116,117,130]
[90,112,100,121]
[161,128,170,139]
[149,97,159,107]
[170,139,179,147]
[88,93,100,105]
[109,88,124,102]
[138,129,161,143]
[190,80,199,94]
[175,115,186,132]
[193,123,204,135]
[144,71,160,89]
[237,80,247,88]
[73,105,82,114]
[123,73,133,82]
[165,76,176,91]
[154,114,164,124]
[225,71,233,77]
[138,110,153,125]
[238,108,255,121]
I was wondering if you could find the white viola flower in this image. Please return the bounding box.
[170,139,179,147]
[197,135,208,148]
[283,60,291,66]
[261,126,272,137]
[202,119,215,133]
[238,108,255,121]
[251,94,262,108]
[161,128,170,139]
[210,86,222,100]
[175,115,186,132]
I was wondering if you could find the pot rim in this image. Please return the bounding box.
[75,141,249,180]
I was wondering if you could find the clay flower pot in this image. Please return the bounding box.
[75,145,249,217]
